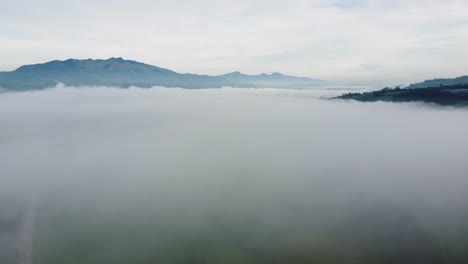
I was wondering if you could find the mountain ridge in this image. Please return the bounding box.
[407,75,468,89]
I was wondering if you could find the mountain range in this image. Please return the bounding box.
[0,58,325,90]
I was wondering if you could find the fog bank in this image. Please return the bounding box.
[1,86,467,263]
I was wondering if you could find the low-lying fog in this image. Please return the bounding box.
[1,86,467,263]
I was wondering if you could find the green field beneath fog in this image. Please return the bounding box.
[33,196,468,264]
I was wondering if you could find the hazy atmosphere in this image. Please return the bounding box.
[1,0,468,263]
[2,0,468,85]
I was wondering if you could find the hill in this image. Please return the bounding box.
[335,85,468,106]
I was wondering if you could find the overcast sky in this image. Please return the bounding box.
[1,0,468,86]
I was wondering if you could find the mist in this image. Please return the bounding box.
[1,86,468,263]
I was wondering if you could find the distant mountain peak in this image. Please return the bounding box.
[224,71,243,76]
[108,57,125,62]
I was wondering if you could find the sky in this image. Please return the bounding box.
[1,0,468,86]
